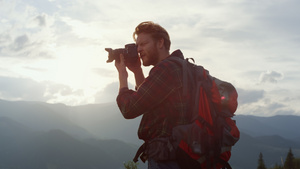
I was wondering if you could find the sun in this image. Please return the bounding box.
[24,44,117,105]
[56,45,115,86]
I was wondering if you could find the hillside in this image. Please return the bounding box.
[234,115,300,141]
[230,132,300,169]
[1,99,300,169]
[0,116,141,169]
[0,100,93,139]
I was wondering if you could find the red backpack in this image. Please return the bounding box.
[169,57,240,169]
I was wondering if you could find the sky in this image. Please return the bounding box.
[0,0,299,117]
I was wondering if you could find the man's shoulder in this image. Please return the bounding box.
[149,50,185,75]
[168,50,185,61]
[159,50,185,67]
[157,57,183,72]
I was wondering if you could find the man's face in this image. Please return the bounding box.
[136,33,159,66]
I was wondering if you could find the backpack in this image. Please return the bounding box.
[169,57,240,169]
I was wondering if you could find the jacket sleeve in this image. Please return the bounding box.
[116,60,182,119]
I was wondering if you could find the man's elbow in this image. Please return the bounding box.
[122,112,136,119]
[120,109,140,119]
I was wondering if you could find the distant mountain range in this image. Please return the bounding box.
[0,116,139,169]
[234,115,300,142]
[0,99,299,169]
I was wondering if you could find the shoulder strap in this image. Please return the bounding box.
[165,57,200,95]
[165,57,189,96]
[166,57,209,122]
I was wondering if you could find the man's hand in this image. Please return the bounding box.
[125,56,142,73]
[125,56,145,88]
[115,54,145,90]
[115,54,128,89]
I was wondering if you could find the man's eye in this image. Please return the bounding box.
[141,42,148,46]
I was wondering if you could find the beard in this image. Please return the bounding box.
[142,46,160,66]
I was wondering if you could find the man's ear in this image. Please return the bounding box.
[157,38,164,49]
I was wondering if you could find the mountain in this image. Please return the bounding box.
[0,116,143,169]
[0,99,93,139]
[231,115,300,169]
[0,99,142,144]
[1,99,300,169]
[68,103,143,145]
[234,115,300,141]
[230,132,300,169]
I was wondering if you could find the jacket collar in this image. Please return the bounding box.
[169,49,184,59]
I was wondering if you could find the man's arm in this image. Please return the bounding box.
[115,54,128,90]
[132,67,145,89]
[126,55,145,89]
[117,60,179,119]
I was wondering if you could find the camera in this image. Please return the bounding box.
[105,43,139,64]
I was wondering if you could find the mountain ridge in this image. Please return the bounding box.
[234,114,300,141]
[0,116,139,169]
[1,100,300,169]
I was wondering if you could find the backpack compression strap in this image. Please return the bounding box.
[133,142,147,163]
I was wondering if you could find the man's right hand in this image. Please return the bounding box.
[124,56,145,88]
[115,54,128,89]
[125,55,142,74]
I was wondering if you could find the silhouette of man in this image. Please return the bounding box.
[115,21,189,169]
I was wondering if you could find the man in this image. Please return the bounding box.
[115,21,192,169]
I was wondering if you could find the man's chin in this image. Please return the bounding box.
[141,59,149,66]
[142,62,150,66]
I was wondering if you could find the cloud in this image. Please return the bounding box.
[92,68,116,78]
[45,83,83,97]
[246,101,298,117]
[0,76,83,104]
[236,86,300,116]
[0,76,47,101]
[11,34,30,52]
[255,0,300,37]
[94,82,119,104]
[0,0,299,117]
[23,66,47,72]
[237,88,265,105]
[0,33,12,48]
[34,14,47,27]
[0,1,56,59]
[94,82,135,104]
[0,32,54,59]
[259,70,284,84]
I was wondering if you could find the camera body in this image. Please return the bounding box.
[105,43,139,64]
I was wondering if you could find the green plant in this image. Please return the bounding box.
[124,161,139,169]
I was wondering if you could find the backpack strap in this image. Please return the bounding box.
[165,56,189,96]
[133,142,147,163]
[218,158,232,169]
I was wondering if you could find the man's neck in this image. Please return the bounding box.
[156,50,170,64]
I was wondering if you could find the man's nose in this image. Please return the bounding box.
[137,46,142,54]
[137,45,141,52]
